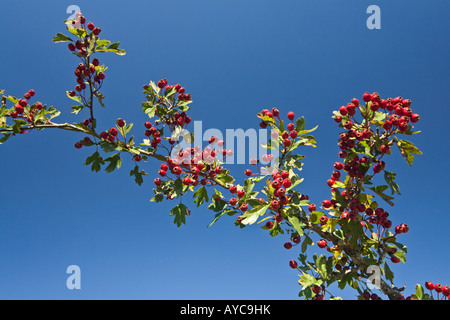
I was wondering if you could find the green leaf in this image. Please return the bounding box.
[384,170,400,195]
[207,200,228,213]
[369,185,395,207]
[94,92,106,108]
[395,138,422,166]
[52,33,73,43]
[66,91,82,103]
[170,203,190,227]
[414,284,424,300]
[214,172,235,187]
[6,96,19,104]
[84,151,105,172]
[286,213,305,236]
[241,204,270,225]
[143,104,157,119]
[295,117,305,132]
[296,125,318,136]
[96,39,112,47]
[298,272,322,288]
[309,211,322,224]
[393,250,406,263]
[301,234,313,253]
[67,26,87,39]
[104,153,122,173]
[314,254,331,281]
[71,105,84,114]
[384,262,394,283]
[130,165,147,186]
[106,42,126,55]
[0,133,11,144]
[208,209,237,228]
[193,186,209,208]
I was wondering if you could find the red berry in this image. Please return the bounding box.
[283,139,291,147]
[158,169,167,177]
[308,204,316,212]
[390,256,400,263]
[109,127,118,136]
[134,154,143,162]
[339,105,348,116]
[74,141,83,149]
[410,113,420,123]
[271,199,280,210]
[87,22,95,31]
[319,215,328,225]
[290,131,298,139]
[237,189,245,199]
[289,260,298,269]
[363,92,372,102]
[338,151,347,159]
[287,123,295,131]
[229,198,237,206]
[282,178,291,189]
[244,169,252,176]
[240,204,248,212]
[68,43,76,51]
[277,188,286,197]
[19,99,27,107]
[442,285,450,297]
[83,137,91,144]
[312,285,322,294]
[317,239,327,248]
[287,112,295,121]
[117,119,125,127]
[15,105,24,114]
[93,27,102,36]
[154,178,162,186]
[322,200,332,208]
[284,242,292,249]
[272,108,280,116]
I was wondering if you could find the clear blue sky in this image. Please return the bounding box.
[0,0,449,300]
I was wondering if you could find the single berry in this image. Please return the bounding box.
[317,239,327,248]
[117,119,125,127]
[289,260,298,269]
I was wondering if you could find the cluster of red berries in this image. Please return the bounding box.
[158,79,192,102]
[67,58,104,96]
[154,138,235,195]
[74,136,93,149]
[425,281,450,300]
[268,170,292,211]
[10,89,42,125]
[142,79,193,150]
[67,13,102,56]
[259,109,297,148]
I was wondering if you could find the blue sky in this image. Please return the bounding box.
[0,0,449,300]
